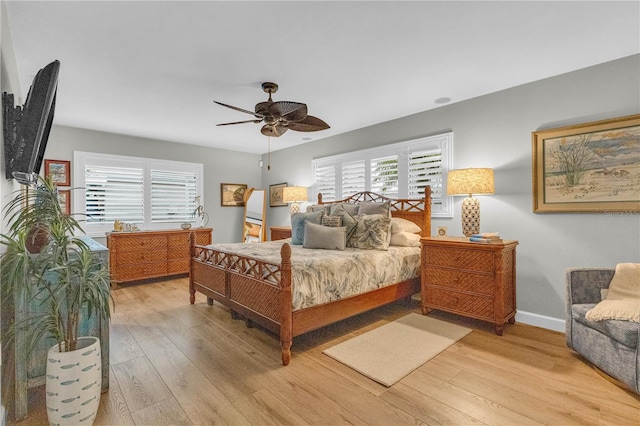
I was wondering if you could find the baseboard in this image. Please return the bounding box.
[516,310,565,333]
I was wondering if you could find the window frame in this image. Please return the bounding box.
[73,151,204,237]
[311,132,453,217]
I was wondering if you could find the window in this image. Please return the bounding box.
[74,152,204,236]
[312,132,453,217]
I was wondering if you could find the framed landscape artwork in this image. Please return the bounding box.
[44,159,71,186]
[221,183,247,207]
[269,182,287,207]
[532,114,640,213]
[57,190,70,215]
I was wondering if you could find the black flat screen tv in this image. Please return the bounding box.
[3,60,60,184]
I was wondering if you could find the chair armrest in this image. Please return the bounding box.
[566,267,615,306]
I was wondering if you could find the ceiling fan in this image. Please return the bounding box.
[214,82,330,137]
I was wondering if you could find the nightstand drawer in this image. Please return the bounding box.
[426,288,494,318]
[424,246,494,273]
[425,268,494,296]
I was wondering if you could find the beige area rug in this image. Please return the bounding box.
[322,313,472,387]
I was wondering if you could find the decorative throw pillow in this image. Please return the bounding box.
[330,202,359,217]
[390,231,421,247]
[348,214,392,250]
[358,200,391,217]
[306,204,331,215]
[290,210,324,245]
[390,217,421,234]
[322,215,342,227]
[329,204,358,240]
[303,222,346,250]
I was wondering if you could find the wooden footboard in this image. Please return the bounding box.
[190,234,294,365]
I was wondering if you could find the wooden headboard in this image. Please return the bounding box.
[317,186,432,237]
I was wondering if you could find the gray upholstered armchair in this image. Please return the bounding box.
[565,267,640,394]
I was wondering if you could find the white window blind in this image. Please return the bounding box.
[311,132,453,217]
[74,151,204,236]
[371,154,398,198]
[341,160,366,198]
[85,166,144,223]
[150,169,198,223]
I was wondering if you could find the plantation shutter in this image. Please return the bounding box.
[84,166,144,223]
[341,160,366,198]
[314,162,337,202]
[408,148,443,204]
[370,154,398,198]
[150,169,197,223]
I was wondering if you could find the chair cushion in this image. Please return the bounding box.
[572,304,639,348]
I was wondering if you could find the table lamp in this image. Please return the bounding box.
[282,186,308,214]
[447,168,494,236]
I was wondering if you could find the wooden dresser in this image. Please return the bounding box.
[270,226,292,241]
[420,237,518,335]
[107,228,212,287]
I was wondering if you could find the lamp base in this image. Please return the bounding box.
[461,196,480,237]
[290,202,301,214]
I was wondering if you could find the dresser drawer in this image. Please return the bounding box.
[116,248,166,265]
[113,262,167,281]
[168,259,189,275]
[115,235,166,251]
[426,288,494,319]
[425,268,494,296]
[424,246,494,273]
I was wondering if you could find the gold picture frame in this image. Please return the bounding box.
[269,182,287,207]
[220,183,247,207]
[532,114,640,213]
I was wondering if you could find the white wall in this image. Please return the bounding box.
[44,126,262,245]
[262,54,640,331]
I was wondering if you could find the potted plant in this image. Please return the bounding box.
[0,175,111,425]
[192,195,209,227]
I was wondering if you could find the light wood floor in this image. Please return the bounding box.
[13,277,640,425]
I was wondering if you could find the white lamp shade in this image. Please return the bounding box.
[282,186,308,203]
[447,168,495,196]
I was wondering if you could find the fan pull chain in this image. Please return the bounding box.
[267,136,271,171]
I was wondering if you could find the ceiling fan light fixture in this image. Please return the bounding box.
[214,82,330,137]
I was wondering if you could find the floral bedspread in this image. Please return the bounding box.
[204,239,421,311]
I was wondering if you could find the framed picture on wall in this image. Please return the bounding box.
[220,183,247,207]
[269,182,287,207]
[44,159,71,186]
[532,114,640,213]
[57,190,70,215]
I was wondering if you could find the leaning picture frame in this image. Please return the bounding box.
[220,183,247,207]
[44,159,71,186]
[532,114,640,213]
[269,182,287,207]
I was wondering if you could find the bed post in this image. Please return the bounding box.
[280,243,293,366]
[424,185,432,237]
[189,231,196,304]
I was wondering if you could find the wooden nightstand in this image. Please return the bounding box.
[420,236,518,335]
[270,226,292,241]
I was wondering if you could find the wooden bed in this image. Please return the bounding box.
[189,187,432,365]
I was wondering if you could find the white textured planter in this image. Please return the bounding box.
[46,336,102,425]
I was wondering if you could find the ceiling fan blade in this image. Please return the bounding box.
[214,101,265,118]
[287,115,330,132]
[270,101,307,122]
[216,119,262,126]
[261,124,288,137]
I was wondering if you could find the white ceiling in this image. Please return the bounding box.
[5,1,639,155]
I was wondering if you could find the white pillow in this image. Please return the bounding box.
[390,231,421,247]
[390,217,421,234]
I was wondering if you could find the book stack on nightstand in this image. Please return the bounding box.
[420,236,518,335]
